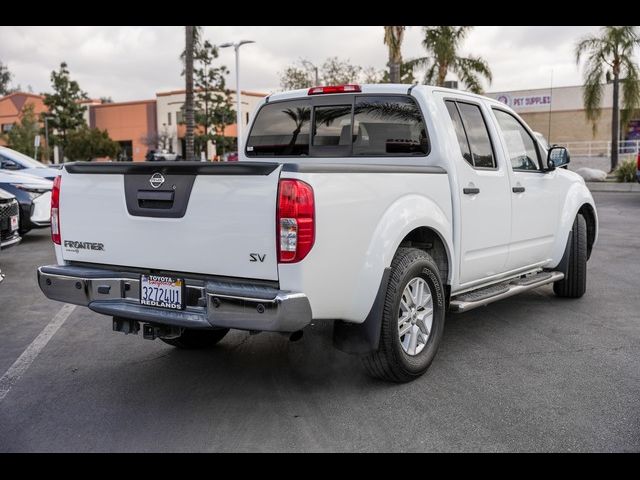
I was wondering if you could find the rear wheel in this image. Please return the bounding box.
[161,328,229,349]
[554,214,587,298]
[362,248,446,383]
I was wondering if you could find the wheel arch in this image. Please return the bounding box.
[578,203,597,259]
[549,183,598,267]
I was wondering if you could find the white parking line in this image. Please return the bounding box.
[0,304,76,402]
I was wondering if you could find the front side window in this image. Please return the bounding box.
[246,100,311,156]
[492,109,540,171]
[456,102,496,169]
[353,96,428,156]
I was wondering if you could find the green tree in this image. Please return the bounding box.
[193,40,235,159]
[384,26,406,83]
[0,61,12,95]
[280,57,379,90]
[42,62,88,161]
[321,57,362,85]
[381,61,416,84]
[279,64,314,90]
[407,26,492,93]
[3,104,41,159]
[64,127,120,161]
[183,26,198,161]
[362,66,384,84]
[576,26,640,172]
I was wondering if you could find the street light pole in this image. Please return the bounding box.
[220,40,255,155]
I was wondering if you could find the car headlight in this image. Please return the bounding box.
[10,184,51,200]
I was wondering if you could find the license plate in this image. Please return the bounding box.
[10,215,18,232]
[140,275,184,310]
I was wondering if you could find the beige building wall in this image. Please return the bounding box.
[520,108,613,144]
[486,84,620,147]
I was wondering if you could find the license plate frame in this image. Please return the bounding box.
[140,274,185,311]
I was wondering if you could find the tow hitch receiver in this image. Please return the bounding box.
[113,317,139,335]
[142,323,182,340]
[112,317,181,340]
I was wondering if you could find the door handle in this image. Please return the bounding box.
[512,186,526,193]
[463,188,480,195]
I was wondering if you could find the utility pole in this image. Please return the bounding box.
[220,40,255,155]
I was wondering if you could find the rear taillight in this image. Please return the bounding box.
[277,179,315,263]
[51,175,61,245]
[308,84,361,95]
[637,152,640,170]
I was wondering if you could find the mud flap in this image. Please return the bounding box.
[332,268,391,355]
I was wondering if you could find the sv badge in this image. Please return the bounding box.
[249,253,266,263]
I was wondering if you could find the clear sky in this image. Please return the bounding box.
[0,26,611,102]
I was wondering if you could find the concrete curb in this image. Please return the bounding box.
[586,182,640,192]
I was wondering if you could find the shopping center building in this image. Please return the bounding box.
[485,83,640,147]
[0,89,266,161]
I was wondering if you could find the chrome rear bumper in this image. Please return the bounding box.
[37,264,312,333]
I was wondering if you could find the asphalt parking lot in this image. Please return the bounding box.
[0,191,638,452]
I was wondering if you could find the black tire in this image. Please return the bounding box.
[553,214,587,298]
[160,328,229,349]
[362,248,446,383]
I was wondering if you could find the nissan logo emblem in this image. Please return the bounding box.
[149,172,165,189]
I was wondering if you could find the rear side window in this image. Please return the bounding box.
[456,102,496,169]
[246,100,311,156]
[445,101,472,166]
[353,96,428,156]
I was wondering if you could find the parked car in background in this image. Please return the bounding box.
[0,188,21,249]
[637,152,640,183]
[0,146,61,180]
[224,152,239,162]
[146,149,181,161]
[0,187,21,285]
[0,170,52,235]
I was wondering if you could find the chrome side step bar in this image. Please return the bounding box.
[450,271,564,313]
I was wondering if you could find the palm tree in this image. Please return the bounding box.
[384,26,406,84]
[576,26,640,172]
[282,107,311,153]
[184,26,196,161]
[407,26,492,94]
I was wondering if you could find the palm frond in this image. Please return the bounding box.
[354,101,422,123]
[454,56,492,93]
[620,57,640,127]
[423,62,438,86]
[575,35,605,65]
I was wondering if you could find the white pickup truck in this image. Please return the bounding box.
[38,84,598,382]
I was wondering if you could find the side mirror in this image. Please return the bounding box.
[546,146,570,171]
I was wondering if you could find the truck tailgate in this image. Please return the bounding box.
[59,162,281,281]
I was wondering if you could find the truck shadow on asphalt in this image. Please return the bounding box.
[76,287,564,397]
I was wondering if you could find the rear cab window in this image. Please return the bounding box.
[245,100,311,156]
[246,94,429,158]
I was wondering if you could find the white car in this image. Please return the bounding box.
[38,84,597,382]
[0,146,61,180]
